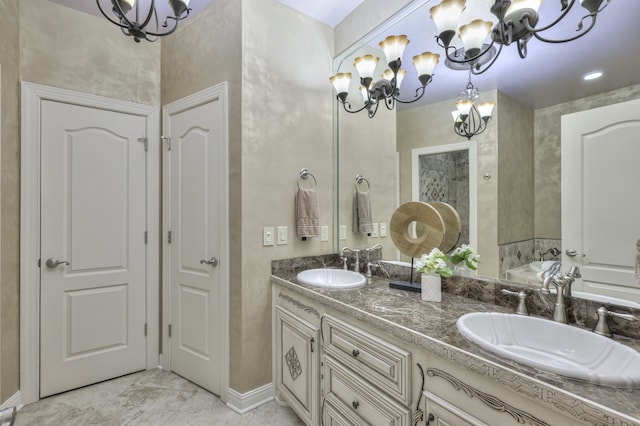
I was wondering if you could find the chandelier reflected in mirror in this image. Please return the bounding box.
[96,0,191,42]
[451,72,495,140]
[329,35,440,118]
[430,0,610,74]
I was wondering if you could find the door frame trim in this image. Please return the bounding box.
[161,82,230,402]
[20,82,160,404]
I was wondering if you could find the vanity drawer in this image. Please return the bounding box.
[324,356,410,426]
[323,314,411,405]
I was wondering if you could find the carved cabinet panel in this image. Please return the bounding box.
[275,305,320,426]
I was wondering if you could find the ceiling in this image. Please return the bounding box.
[51,1,639,110]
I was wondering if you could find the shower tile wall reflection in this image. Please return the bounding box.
[419,151,470,245]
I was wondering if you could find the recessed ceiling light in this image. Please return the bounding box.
[583,71,603,81]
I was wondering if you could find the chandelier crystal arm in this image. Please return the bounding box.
[338,100,369,115]
[395,84,428,104]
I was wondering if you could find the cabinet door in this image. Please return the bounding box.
[275,306,320,426]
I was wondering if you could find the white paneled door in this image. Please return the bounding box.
[163,84,228,396]
[39,100,148,397]
[562,98,640,303]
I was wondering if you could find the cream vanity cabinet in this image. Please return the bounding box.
[273,290,322,426]
[274,283,599,426]
[273,287,416,426]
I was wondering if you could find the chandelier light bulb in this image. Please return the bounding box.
[505,0,542,21]
[329,73,352,100]
[354,55,380,80]
[430,0,466,46]
[458,19,493,59]
[456,99,474,118]
[379,35,410,72]
[413,52,440,84]
[477,102,496,119]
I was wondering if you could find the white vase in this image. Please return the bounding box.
[421,273,441,302]
[454,264,477,278]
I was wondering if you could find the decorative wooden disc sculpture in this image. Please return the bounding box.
[430,202,462,253]
[389,202,445,258]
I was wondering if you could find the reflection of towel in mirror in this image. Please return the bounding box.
[352,190,373,235]
[636,239,640,281]
[296,188,320,239]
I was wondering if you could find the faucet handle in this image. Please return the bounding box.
[501,289,529,316]
[593,306,639,338]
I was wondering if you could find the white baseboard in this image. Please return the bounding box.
[0,391,22,411]
[226,383,274,414]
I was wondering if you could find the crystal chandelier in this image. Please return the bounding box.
[430,0,610,74]
[329,35,440,118]
[97,0,191,42]
[451,73,495,139]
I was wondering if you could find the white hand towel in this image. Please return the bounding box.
[352,189,373,235]
[296,188,320,239]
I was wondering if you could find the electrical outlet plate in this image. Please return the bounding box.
[339,225,347,240]
[277,226,288,245]
[379,222,387,237]
[372,223,379,238]
[321,226,329,242]
[263,227,274,246]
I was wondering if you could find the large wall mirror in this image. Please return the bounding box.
[333,0,640,304]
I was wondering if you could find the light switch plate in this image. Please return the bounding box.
[321,226,329,242]
[379,222,387,237]
[371,223,379,238]
[263,227,274,246]
[339,225,347,241]
[277,226,288,245]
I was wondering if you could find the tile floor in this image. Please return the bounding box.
[15,369,304,425]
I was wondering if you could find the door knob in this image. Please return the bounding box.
[46,258,69,268]
[200,257,219,267]
[565,249,586,258]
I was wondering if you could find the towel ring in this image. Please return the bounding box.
[298,168,317,189]
[355,174,370,191]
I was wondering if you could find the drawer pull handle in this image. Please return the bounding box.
[426,413,435,425]
[352,349,360,357]
[352,401,359,410]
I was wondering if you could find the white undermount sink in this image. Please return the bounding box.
[296,268,366,289]
[457,312,640,387]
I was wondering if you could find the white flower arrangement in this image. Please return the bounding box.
[415,248,453,277]
[450,244,480,270]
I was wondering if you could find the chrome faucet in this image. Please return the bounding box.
[539,247,561,261]
[593,307,639,338]
[500,289,529,316]
[340,247,361,273]
[540,274,574,324]
[364,244,383,278]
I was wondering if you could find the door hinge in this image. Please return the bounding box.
[37,258,41,268]
[144,231,148,244]
[144,323,148,337]
[168,324,172,337]
[168,231,172,244]
[138,137,149,152]
[162,136,171,151]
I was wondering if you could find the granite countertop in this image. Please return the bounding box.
[271,272,640,425]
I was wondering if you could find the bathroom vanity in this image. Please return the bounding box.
[271,264,640,426]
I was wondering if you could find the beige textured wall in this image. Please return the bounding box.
[160,0,244,388]
[396,91,500,277]
[497,92,534,244]
[533,83,640,239]
[20,0,161,105]
[0,0,20,404]
[239,0,334,392]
